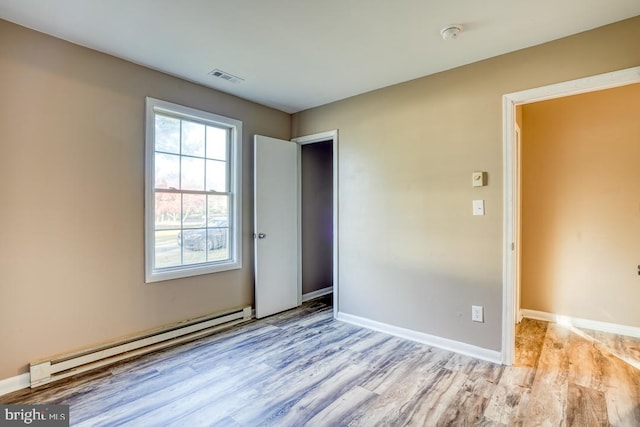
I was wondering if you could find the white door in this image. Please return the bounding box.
[254,135,299,318]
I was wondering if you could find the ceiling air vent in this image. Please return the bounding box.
[208,69,244,84]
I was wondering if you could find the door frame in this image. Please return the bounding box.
[501,66,640,365]
[513,122,522,325]
[292,130,339,317]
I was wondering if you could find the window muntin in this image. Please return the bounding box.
[145,98,242,282]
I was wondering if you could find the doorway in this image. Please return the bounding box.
[300,141,333,300]
[501,66,640,365]
[293,130,339,316]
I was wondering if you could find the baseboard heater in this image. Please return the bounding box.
[30,306,252,388]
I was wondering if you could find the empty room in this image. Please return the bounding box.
[1,1,639,426]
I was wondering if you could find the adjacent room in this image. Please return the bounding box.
[1,1,639,425]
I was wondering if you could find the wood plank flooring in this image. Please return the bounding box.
[2,296,639,426]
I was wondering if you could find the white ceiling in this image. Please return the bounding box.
[1,1,639,113]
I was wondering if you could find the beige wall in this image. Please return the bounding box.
[0,20,290,379]
[521,83,640,326]
[301,142,333,294]
[292,16,640,351]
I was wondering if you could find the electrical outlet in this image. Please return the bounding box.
[472,305,484,323]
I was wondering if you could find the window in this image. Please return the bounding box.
[145,97,242,282]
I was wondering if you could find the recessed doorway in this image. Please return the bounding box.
[501,66,640,365]
[293,130,339,316]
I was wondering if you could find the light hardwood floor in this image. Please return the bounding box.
[2,296,639,426]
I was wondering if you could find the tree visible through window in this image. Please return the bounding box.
[145,98,242,282]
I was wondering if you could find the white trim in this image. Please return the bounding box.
[292,130,338,145]
[296,145,303,306]
[502,93,517,365]
[521,309,640,339]
[0,373,30,397]
[302,286,333,303]
[336,312,502,364]
[504,67,640,105]
[514,123,522,325]
[501,66,640,365]
[292,130,339,319]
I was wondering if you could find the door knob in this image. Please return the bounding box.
[258,233,267,239]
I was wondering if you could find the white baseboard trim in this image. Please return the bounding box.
[521,309,640,339]
[336,312,502,364]
[302,286,333,303]
[0,373,30,397]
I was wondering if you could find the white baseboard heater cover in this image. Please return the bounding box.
[30,306,252,388]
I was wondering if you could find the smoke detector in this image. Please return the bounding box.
[440,25,463,40]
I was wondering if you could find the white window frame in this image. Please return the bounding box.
[145,97,242,283]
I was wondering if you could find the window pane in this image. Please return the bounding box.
[155,193,180,229]
[206,126,227,160]
[207,228,229,261]
[182,194,206,228]
[155,230,181,268]
[207,195,229,262]
[207,195,229,224]
[181,157,205,191]
[206,159,227,192]
[182,121,205,157]
[155,115,180,154]
[181,227,208,264]
[155,153,180,189]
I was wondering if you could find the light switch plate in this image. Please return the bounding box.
[473,200,485,216]
[472,171,485,187]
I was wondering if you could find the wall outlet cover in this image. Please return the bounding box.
[472,305,484,322]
